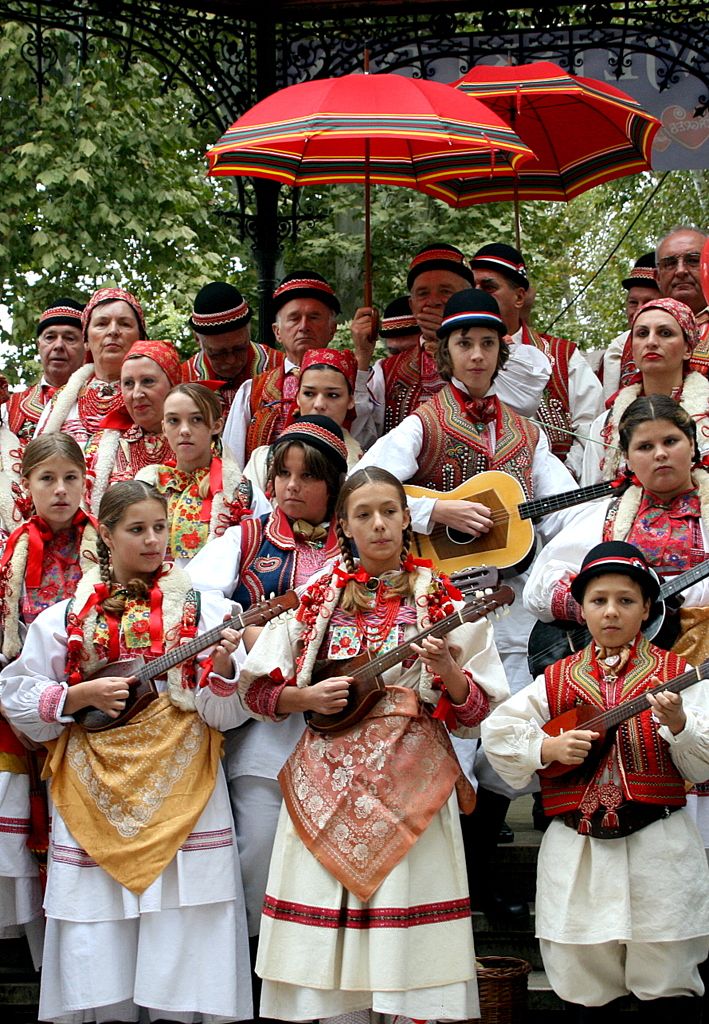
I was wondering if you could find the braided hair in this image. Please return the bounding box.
[96,480,167,615]
[335,467,416,613]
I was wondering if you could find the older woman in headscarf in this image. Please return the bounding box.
[84,339,182,514]
[36,287,146,446]
[581,298,708,485]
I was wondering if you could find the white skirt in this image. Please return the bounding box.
[38,768,252,1023]
[257,793,479,1022]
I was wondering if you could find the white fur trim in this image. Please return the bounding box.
[1,520,98,660]
[88,430,122,516]
[602,373,709,480]
[1,533,28,660]
[612,468,709,541]
[42,364,94,434]
[0,425,22,533]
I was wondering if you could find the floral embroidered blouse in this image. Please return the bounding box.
[21,526,84,624]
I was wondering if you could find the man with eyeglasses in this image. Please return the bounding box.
[613,227,707,389]
[182,281,283,418]
[657,226,709,375]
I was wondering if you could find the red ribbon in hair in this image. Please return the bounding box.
[332,564,372,588]
[199,457,223,523]
[400,553,435,573]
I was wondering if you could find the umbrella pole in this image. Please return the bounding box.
[363,45,373,308]
[514,193,521,250]
[364,154,372,307]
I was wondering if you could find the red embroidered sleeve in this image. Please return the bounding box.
[39,684,66,724]
[450,670,490,727]
[551,581,583,623]
[208,675,238,698]
[244,673,288,719]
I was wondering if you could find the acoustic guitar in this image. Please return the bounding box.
[539,658,708,780]
[74,591,299,732]
[306,571,514,735]
[527,555,709,678]
[404,471,625,576]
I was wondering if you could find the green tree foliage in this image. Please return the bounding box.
[1,17,706,387]
[0,21,251,383]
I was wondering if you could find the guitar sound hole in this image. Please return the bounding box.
[446,528,477,545]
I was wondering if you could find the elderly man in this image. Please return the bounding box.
[658,226,708,374]
[615,226,708,387]
[182,281,282,418]
[222,271,373,467]
[601,253,660,401]
[471,242,602,480]
[7,298,85,446]
[365,243,552,439]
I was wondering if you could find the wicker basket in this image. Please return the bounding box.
[475,955,532,1024]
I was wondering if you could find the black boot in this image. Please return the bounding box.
[641,994,703,1023]
[563,997,624,1023]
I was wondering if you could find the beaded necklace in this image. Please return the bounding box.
[77,378,123,434]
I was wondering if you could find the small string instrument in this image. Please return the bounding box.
[74,591,299,733]
[306,572,514,735]
[539,659,708,779]
[527,555,709,678]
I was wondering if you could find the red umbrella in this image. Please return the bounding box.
[207,72,534,303]
[420,61,661,244]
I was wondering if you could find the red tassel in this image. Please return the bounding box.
[602,810,619,830]
[577,817,592,836]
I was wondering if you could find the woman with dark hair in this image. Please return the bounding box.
[0,434,97,968]
[243,347,362,495]
[582,297,709,485]
[37,286,147,446]
[0,479,252,1023]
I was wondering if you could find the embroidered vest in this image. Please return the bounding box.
[410,386,538,496]
[381,345,444,432]
[182,344,282,418]
[233,509,338,610]
[521,323,574,461]
[540,638,688,816]
[245,365,292,461]
[7,383,47,446]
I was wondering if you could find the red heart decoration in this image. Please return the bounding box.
[659,104,709,151]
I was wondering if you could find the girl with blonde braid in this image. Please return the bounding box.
[0,480,252,1024]
[236,466,509,1022]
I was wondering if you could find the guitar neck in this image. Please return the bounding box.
[582,659,708,733]
[659,557,709,601]
[349,588,513,685]
[519,479,621,523]
[132,592,297,683]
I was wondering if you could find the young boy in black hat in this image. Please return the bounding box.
[482,540,709,1022]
